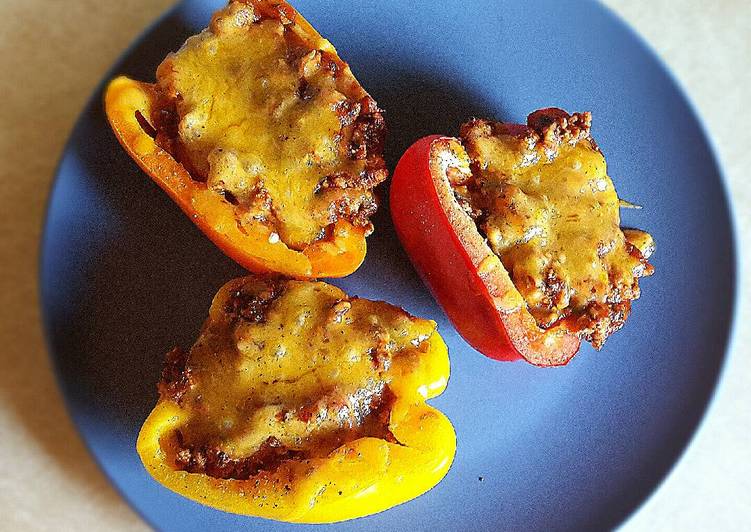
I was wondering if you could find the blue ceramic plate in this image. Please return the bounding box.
[41,0,736,530]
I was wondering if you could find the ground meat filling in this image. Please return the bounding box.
[174,434,305,480]
[158,347,193,404]
[172,387,398,481]
[458,109,654,348]
[224,279,285,324]
[158,278,431,480]
[150,0,387,249]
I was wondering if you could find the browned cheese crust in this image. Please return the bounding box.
[457,108,654,349]
[158,277,439,480]
[150,0,387,249]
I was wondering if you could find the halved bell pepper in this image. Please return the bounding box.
[391,135,581,366]
[391,109,655,367]
[104,0,388,279]
[105,78,365,279]
[137,276,455,522]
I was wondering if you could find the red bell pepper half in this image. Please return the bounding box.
[390,136,580,366]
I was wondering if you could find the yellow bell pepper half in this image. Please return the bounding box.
[136,276,456,523]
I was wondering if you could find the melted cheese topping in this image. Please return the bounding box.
[176,279,437,463]
[156,2,379,249]
[461,126,650,339]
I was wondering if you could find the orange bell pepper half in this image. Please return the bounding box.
[102,0,390,279]
[104,76,366,279]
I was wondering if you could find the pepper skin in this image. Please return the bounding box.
[104,0,388,279]
[390,135,580,366]
[137,276,455,522]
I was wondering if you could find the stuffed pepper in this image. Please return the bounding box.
[391,108,654,366]
[138,275,455,522]
[105,0,387,278]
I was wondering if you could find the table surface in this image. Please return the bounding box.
[1,1,748,530]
